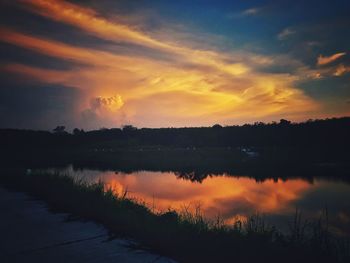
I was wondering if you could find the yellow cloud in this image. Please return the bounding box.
[91,95,124,112]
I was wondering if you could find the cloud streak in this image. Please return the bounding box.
[317,52,346,66]
[277,28,296,40]
[20,0,170,50]
[242,8,259,16]
[19,0,253,77]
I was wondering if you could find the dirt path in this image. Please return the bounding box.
[0,187,176,263]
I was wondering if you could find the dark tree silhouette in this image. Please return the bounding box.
[122,125,137,132]
[279,119,291,126]
[53,126,66,133]
[73,128,85,135]
[212,124,223,129]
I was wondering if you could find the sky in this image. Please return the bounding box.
[0,0,349,130]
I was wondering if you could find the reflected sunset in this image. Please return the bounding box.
[48,167,350,227]
[101,172,310,220]
[36,165,350,237]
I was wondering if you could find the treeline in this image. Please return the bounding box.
[1,117,349,181]
[1,117,349,150]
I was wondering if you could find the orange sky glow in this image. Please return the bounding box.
[0,0,349,129]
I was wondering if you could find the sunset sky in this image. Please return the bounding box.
[0,0,349,130]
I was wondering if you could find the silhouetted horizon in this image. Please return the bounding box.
[1,116,349,133]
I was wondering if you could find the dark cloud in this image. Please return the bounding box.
[297,74,350,101]
[81,108,99,127]
[0,74,81,130]
[0,42,81,71]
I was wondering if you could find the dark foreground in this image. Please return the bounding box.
[0,187,176,263]
[1,169,349,263]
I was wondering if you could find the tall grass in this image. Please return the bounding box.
[0,168,349,263]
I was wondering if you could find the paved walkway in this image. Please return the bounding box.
[0,187,176,263]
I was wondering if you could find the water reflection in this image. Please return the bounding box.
[42,166,350,236]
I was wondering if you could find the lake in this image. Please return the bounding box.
[37,165,350,236]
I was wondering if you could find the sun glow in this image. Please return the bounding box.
[0,0,322,128]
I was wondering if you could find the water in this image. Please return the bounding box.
[39,165,350,236]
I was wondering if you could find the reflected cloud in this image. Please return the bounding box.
[94,171,311,221]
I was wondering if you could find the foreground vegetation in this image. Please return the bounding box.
[1,169,349,263]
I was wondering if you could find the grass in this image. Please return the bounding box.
[0,168,349,263]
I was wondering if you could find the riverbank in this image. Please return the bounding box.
[0,169,349,263]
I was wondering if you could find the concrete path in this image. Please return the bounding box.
[0,187,176,263]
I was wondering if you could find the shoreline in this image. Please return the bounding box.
[1,169,348,263]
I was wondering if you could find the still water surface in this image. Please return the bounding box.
[40,165,350,236]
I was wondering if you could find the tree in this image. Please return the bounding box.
[122,125,137,132]
[212,124,223,129]
[279,119,291,126]
[53,126,66,133]
[73,128,85,135]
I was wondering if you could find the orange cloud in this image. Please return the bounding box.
[91,95,124,112]
[334,64,350,76]
[317,52,346,66]
[20,0,171,51]
[19,0,257,77]
[0,27,157,70]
